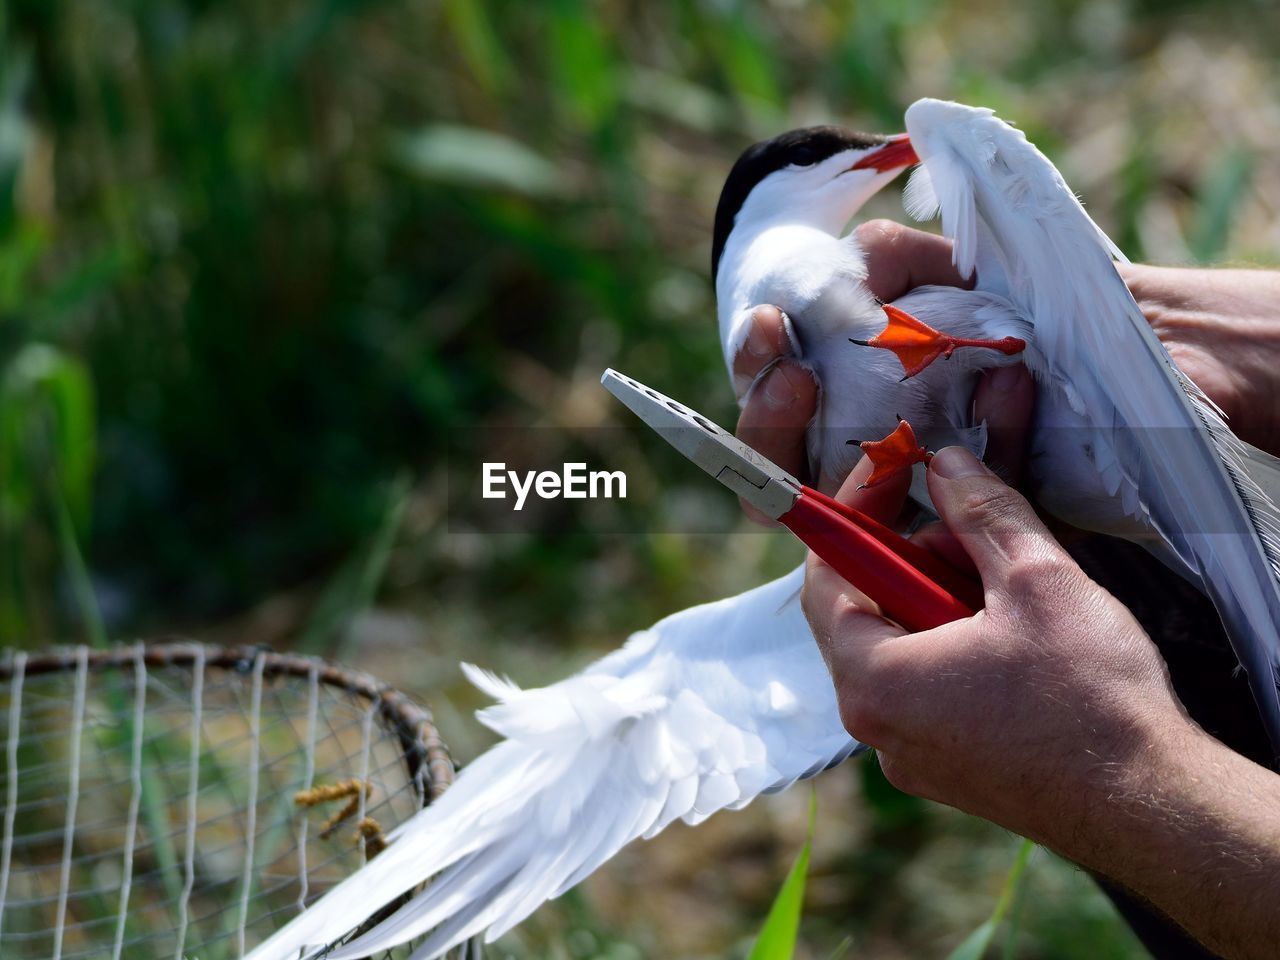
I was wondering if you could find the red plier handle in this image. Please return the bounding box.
[781,486,982,632]
[598,368,983,632]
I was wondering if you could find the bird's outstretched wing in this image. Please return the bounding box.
[903,98,1280,760]
[246,567,857,959]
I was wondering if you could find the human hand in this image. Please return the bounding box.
[732,222,991,524]
[800,444,1194,849]
[802,445,1280,960]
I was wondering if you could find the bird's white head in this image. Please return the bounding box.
[711,126,918,280]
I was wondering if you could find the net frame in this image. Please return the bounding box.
[0,641,461,960]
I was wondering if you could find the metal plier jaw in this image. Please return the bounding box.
[601,369,800,519]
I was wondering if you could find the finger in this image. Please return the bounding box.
[909,520,976,575]
[802,549,905,677]
[926,446,1068,590]
[736,360,819,525]
[854,220,973,303]
[831,452,913,527]
[972,364,1036,486]
[731,305,797,401]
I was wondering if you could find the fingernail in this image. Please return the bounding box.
[930,446,990,479]
[988,365,1023,393]
[747,316,773,360]
[778,311,800,357]
[762,364,799,410]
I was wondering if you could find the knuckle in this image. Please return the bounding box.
[828,593,871,632]
[836,661,902,746]
[837,691,889,746]
[1002,552,1078,608]
[750,303,783,324]
[960,483,1026,526]
[875,754,922,797]
[801,581,853,650]
[853,218,902,249]
[803,581,862,630]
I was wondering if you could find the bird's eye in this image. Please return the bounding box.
[788,147,819,168]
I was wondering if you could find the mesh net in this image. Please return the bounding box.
[0,643,461,960]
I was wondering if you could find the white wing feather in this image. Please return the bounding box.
[245,566,859,959]
[904,98,1280,758]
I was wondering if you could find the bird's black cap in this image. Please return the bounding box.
[711,126,889,280]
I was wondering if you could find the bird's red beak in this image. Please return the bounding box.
[850,134,918,172]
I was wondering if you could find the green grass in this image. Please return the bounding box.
[748,789,817,960]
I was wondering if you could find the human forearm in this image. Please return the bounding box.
[1058,717,1280,960]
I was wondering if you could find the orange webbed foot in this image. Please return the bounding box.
[851,304,1025,379]
[847,418,933,488]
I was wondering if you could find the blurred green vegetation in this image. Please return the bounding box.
[2,0,1279,956]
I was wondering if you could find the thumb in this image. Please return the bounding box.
[925,446,1068,591]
